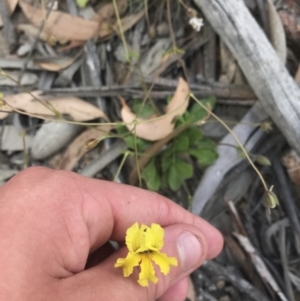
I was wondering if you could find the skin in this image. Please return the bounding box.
[0,167,223,301]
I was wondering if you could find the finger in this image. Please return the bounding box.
[6,167,222,273]
[58,224,207,301]
[158,276,189,301]
[68,169,224,258]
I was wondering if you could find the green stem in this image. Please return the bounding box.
[112,0,130,62]
[114,151,130,182]
[190,93,269,191]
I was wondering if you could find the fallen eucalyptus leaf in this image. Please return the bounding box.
[20,1,98,42]
[57,125,112,170]
[120,77,189,141]
[0,91,109,121]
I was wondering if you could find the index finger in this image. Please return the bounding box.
[74,171,223,259]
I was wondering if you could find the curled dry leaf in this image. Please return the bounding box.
[20,0,144,46]
[17,24,51,43]
[0,91,109,121]
[120,77,189,141]
[95,9,145,41]
[20,1,98,42]
[57,125,112,170]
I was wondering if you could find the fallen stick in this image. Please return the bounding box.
[193,0,300,154]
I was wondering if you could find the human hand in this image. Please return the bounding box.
[0,167,223,301]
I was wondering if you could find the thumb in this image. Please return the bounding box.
[59,223,209,301]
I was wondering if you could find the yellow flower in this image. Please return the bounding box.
[114,222,178,287]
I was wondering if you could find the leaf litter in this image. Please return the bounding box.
[0,1,300,300]
[120,77,189,141]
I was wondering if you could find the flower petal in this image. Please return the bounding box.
[151,251,178,275]
[138,254,158,287]
[144,223,164,251]
[114,252,141,277]
[125,222,144,252]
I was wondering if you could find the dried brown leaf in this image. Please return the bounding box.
[33,52,82,71]
[92,0,128,23]
[57,125,112,170]
[0,91,109,121]
[0,0,19,27]
[20,1,98,41]
[121,77,189,141]
[7,0,18,14]
[98,9,145,39]
[17,24,50,43]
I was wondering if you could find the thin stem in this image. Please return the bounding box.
[144,0,151,35]
[133,123,142,187]
[166,0,177,49]
[190,93,269,191]
[112,0,130,62]
[113,151,130,182]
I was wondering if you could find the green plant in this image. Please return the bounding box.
[118,97,219,192]
[142,126,218,191]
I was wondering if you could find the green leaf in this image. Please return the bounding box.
[175,160,193,179]
[124,135,150,152]
[189,148,218,166]
[116,125,150,152]
[173,136,190,152]
[168,165,182,191]
[185,127,203,144]
[161,155,172,172]
[184,96,217,124]
[160,172,169,189]
[142,159,161,191]
[167,160,193,191]
[132,99,156,119]
[195,137,216,148]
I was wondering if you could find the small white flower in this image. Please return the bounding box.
[189,17,204,32]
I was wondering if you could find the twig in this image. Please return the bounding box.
[193,0,300,155]
[234,233,289,301]
[166,0,177,50]
[272,158,300,241]
[80,140,127,178]
[18,0,57,82]
[201,261,271,301]
[279,225,295,301]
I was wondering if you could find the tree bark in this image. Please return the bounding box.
[193,0,300,154]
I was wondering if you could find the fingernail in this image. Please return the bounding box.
[177,232,203,272]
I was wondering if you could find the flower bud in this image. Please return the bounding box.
[260,122,273,133]
[265,189,279,208]
[255,155,271,166]
[85,138,100,150]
